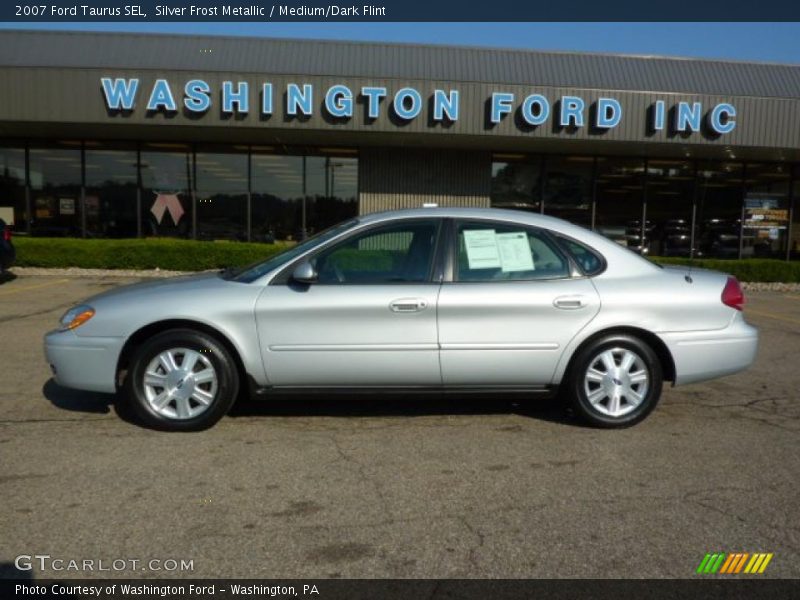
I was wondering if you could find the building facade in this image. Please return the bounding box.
[0,30,799,258]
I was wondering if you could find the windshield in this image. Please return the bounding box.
[225,219,360,283]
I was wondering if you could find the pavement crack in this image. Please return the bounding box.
[0,303,74,324]
[329,433,394,521]
[0,416,110,425]
[459,516,486,571]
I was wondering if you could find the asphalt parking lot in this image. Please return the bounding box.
[0,272,798,579]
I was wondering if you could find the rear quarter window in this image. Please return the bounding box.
[557,236,606,276]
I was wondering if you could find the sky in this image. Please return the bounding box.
[1,22,799,64]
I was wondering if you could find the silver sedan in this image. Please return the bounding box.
[44,208,758,430]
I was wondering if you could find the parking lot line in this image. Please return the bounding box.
[0,278,70,297]
[746,308,800,327]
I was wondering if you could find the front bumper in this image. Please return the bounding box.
[658,313,759,386]
[44,329,125,393]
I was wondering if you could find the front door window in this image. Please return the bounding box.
[311,220,440,284]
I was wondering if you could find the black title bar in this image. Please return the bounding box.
[3,579,800,600]
[3,0,800,21]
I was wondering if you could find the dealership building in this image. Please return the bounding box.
[0,29,799,259]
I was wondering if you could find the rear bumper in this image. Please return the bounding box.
[44,329,124,393]
[658,314,758,386]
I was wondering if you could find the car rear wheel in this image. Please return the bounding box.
[566,334,662,428]
[125,328,239,431]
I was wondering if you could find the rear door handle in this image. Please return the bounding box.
[390,298,428,312]
[553,295,588,310]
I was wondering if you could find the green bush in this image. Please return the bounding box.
[13,237,294,271]
[11,238,800,282]
[650,257,800,283]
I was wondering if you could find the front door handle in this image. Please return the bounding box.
[390,298,428,312]
[553,295,588,310]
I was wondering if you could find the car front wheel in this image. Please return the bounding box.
[567,334,663,428]
[125,328,240,431]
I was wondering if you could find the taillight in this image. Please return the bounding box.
[2,227,10,242]
[721,276,745,311]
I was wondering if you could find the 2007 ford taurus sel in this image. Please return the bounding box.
[45,208,758,430]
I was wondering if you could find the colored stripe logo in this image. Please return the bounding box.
[696,552,773,574]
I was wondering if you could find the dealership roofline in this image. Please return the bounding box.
[4,27,800,69]
[1,29,799,99]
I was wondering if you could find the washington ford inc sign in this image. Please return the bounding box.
[101,77,738,135]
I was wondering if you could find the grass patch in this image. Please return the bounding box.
[14,237,294,271]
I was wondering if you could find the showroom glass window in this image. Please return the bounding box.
[542,156,594,228]
[646,160,696,257]
[250,151,304,242]
[305,155,358,237]
[490,158,542,212]
[84,143,138,238]
[28,143,82,237]
[696,162,743,259]
[594,158,647,253]
[195,148,248,241]
[139,145,194,238]
[0,146,26,232]
[743,163,791,258]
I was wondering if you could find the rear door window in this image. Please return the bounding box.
[455,221,570,282]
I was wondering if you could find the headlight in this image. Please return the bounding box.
[59,305,95,331]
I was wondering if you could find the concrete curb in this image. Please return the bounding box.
[9,267,201,278]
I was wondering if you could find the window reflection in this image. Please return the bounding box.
[490,160,541,212]
[646,160,695,257]
[305,156,358,237]
[743,163,790,258]
[140,147,193,238]
[0,147,26,231]
[595,158,647,253]
[542,156,593,228]
[696,162,743,259]
[195,151,248,241]
[28,145,82,237]
[251,153,303,241]
[84,145,138,238]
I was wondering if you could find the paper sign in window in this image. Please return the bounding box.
[463,229,501,269]
[497,232,535,272]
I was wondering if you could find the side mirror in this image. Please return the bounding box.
[291,261,318,284]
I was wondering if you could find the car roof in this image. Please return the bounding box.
[361,206,574,228]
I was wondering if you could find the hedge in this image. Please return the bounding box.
[11,237,800,282]
[650,257,800,283]
[13,237,294,271]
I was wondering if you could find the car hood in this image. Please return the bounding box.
[82,271,225,305]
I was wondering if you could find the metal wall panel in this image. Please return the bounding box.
[359,149,491,214]
[1,30,800,99]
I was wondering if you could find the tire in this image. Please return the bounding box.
[565,334,663,428]
[125,328,240,431]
